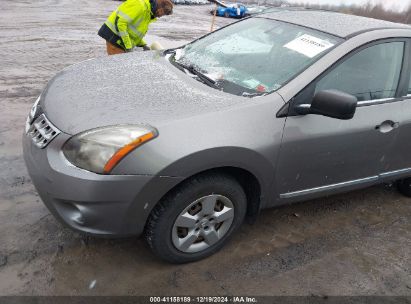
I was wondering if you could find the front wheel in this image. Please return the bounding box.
[144,174,247,263]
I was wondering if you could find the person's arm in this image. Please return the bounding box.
[137,18,157,48]
[116,0,145,51]
[117,16,133,51]
[138,39,147,48]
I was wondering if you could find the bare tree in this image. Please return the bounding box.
[289,0,410,24]
[405,4,411,23]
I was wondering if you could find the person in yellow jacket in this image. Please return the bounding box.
[98,0,173,55]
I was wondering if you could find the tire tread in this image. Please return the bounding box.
[144,173,246,263]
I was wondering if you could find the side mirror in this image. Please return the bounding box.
[295,89,358,120]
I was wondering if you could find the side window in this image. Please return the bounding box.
[316,42,404,101]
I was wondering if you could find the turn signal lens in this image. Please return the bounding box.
[103,132,155,173]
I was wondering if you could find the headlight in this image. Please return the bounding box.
[25,95,41,133]
[29,95,41,121]
[62,125,158,174]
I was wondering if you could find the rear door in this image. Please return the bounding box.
[275,39,407,202]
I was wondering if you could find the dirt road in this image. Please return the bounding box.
[0,0,410,296]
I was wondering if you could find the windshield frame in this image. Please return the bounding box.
[165,15,345,97]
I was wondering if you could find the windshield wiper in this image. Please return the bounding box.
[174,61,219,89]
[163,48,178,55]
[242,91,267,98]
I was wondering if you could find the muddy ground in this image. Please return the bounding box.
[0,0,410,296]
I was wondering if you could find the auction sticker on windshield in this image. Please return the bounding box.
[284,34,335,58]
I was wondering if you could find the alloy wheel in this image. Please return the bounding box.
[171,194,235,253]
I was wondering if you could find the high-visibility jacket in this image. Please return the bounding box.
[100,0,156,50]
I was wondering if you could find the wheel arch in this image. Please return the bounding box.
[154,146,274,214]
[128,147,276,235]
[140,166,264,237]
[174,166,262,216]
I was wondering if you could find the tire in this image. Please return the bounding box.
[398,177,411,197]
[144,173,247,263]
[224,11,230,18]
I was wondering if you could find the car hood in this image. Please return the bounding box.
[41,51,250,135]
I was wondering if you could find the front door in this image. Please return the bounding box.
[275,40,406,201]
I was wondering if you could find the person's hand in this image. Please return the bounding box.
[142,45,151,51]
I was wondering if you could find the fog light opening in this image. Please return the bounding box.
[55,200,87,226]
[71,212,85,226]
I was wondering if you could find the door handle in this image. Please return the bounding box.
[375,120,399,133]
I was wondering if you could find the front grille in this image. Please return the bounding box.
[26,113,61,149]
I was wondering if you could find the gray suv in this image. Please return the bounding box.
[23,9,411,263]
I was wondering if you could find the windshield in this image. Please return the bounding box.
[174,18,342,96]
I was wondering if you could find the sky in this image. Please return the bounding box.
[287,0,411,11]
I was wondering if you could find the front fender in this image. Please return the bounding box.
[158,146,275,198]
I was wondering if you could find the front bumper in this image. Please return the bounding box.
[22,131,183,237]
